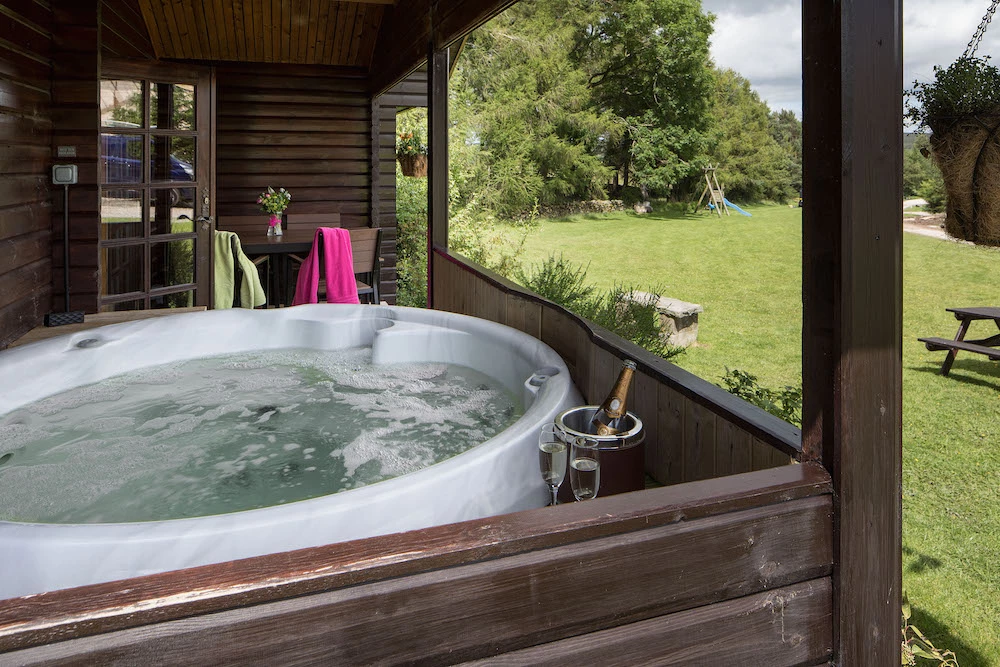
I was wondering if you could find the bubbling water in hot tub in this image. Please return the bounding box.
[0,347,522,524]
[0,305,583,599]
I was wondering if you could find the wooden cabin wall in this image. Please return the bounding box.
[0,1,53,348]
[49,2,101,316]
[215,63,397,303]
[432,250,799,485]
[0,464,833,664]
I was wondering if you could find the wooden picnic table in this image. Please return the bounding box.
[919,307,1000,376]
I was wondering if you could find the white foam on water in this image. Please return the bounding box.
[0,347,522,524]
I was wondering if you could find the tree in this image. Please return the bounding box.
[452,2,615,217]
[902,134,941,198]
[769,108,802,196]
[706,69,794,203]
[571,0,715,196]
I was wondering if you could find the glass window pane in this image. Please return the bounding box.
[101,189,143,240]
[151,83,195,130]
[149,188,196,236]
[150,136,196,183]
[102,134,144,184]
[103,245,145,296]
[151,240,194,291]
[101,298,145,313]
[101,80,143,128]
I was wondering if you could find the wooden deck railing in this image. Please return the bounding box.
[432,249,801,485]
[0,463,832,664]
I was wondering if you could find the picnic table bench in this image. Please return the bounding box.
[918,307,1000,376]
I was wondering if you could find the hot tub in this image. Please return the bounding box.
[0,305,581,599]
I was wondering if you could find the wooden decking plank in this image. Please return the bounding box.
[6,307,207,348]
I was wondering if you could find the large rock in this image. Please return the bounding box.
[624,291,704,348]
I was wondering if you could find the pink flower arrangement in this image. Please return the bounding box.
[257,186,291,222]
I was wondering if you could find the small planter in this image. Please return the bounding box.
[398,154,428,178]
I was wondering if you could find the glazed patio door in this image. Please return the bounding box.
[99,62,214,311]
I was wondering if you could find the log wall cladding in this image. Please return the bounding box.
[432,249,799,484]
[215,63,398,303]
[0,1,54,347]
[50,2,102,317]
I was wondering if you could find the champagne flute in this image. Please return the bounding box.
[538,423,568,506]
[570,437,601,501]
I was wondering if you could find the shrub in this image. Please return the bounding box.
[395,165,428,308]
[720,368,802,426]
[518,254,683,361]
[584,285,684,361]
[901,595,959,666]
[919,176,947,214]
[617,185,645,206]
[515,254,594,314]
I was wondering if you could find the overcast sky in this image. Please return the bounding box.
[701,0,1000,122]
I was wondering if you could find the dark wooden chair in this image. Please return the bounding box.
[284,213,342,283]
[296,227,383,305]
[347,227,383,304]
[215,215,271,295]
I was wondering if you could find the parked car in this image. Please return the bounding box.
[102,128,194,205]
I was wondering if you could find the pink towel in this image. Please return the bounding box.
[292,227,361,306]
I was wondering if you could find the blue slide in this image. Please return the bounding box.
[723,198,752,217]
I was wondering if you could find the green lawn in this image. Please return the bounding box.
[516,203,1000,665]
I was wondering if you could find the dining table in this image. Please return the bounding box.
[235,229,317,307]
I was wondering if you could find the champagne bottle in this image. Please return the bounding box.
[590,359,637,436]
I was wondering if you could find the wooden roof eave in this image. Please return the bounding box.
[368,0,515,96]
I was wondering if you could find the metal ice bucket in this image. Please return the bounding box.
[554,406,645,501]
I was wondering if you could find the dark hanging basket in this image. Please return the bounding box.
[397,154,428,178]
[929,109,1000,245]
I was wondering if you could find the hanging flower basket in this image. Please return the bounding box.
[908,54,1000,245]
[929,113,1000,245]
[398,153,428,178]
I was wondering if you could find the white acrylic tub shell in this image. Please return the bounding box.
[0,304,582,600]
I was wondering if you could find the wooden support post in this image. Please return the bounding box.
[426,42,449,309]
[802,0,902,663]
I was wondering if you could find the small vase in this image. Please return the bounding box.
[267,214,282,237]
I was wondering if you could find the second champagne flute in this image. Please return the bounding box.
[569,437,601,501]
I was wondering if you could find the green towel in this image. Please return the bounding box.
[213,230,266,309]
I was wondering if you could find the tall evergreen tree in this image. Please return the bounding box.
[769,108,802,196]
[452,1,616,217]
[707,69,794,203]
